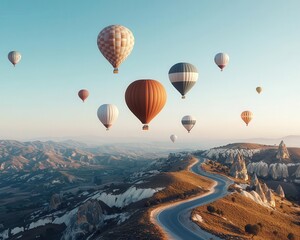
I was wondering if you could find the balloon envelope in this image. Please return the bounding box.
[97,25,134,73]
[181,115,196,133]
[78,89,89,102]
[214,53,229,71]
[256,87,262,94]
[241,111,253,126]
[125,79,167,130]
[8,51,21,66]
[168,62,198,99]
[97,104,119,130]
[170,134,177,143]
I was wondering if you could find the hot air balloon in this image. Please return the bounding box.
[170,134,177,143]
[214,53,229,71]
[8,51,21,66]
[241,111,253,126]
[168,62,198,99]
[78,89,89,102]
[97,104,119,130]
[256,87,262,94]
[125,79,167,130]
[181,115,196,133]
[97,25,134,74]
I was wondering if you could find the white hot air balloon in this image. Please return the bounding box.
[8,51,21,66]
[170,134,178,143]
[97,104,119,130]
[181,115,196,133]
[214,53,229,71]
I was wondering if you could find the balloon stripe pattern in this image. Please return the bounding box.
[125,79,167,130]
[181,115,196,133]
[97,104,119,130]
[169,63,198,99]
[214,53,229,71]
[97,25,134,73]
[8,51,21,66]
[241,111,253,126]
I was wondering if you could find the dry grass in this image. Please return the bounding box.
[192,192,300,240]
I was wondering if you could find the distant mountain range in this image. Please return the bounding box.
[0,139,191,173]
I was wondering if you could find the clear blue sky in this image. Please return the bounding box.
[1,0,300,144]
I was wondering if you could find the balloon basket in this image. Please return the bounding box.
[113,68,118,74]
[142,125,149,130]
[181,96,186,99]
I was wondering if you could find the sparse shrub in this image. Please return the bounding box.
[272,230,278,236]
[231,197,236,202]
[144,201,151,207]
[245,224,260,238]
[280,204,283,208]
[287,233,295,240]
[207,205,216,213]
[245,186,252,191]
[270,211,274,215]
[216,209,224,216]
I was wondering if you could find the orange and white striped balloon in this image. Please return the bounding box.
[241,111,253,126]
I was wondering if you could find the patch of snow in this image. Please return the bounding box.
[20,173,30,180]
[0,229,9,240]
[28,218,52,230]
[53,207,78,225]
[92,186,164,208]
[51,179,61,184]
[27,174,44,182]
[135,180,145,184]
[11,226,24,235]
[192,214,203,223]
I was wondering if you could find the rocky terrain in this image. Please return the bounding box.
[202,141,300,202]
[0,140,198,240]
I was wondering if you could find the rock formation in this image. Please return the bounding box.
[49,193,62,210]
[250,173,259,188]
[63,200,104,240]
[247,162,289,180]
[266,189,276,207]
[247,161,269,177]
[268,163,289,179]
[230,153,248,180]
[276,140,290,161]
[295,165,300,178]
[225,152,234,165]
[262,183,269,193]
[276,184,285,198]
[255,183,267,203]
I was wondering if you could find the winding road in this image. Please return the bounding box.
[153,158,233,240]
